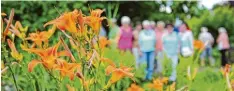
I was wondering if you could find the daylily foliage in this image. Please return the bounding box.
[1,8,133,91]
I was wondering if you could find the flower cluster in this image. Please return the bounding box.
[148,77,169,91]
[1,8,133,91]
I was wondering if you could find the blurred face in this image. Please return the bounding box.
[157,25,164,31]
[151,24,155,29]
[143,25,150,30]
[166,25,174,33]
[122,23,129,27]
[179,24,187,32]
[136,24,142,31]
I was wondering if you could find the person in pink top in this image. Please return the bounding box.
[154,21,165,74]
[217,27,230,66]
[155,21,165,52]
[116,16,133,52]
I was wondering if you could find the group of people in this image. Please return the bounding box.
[104,16,231,82]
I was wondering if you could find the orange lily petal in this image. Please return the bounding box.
[44,10,78,33]
[55,59,81,80]
[28,60,42,72]
[101,58,115,66]
[193,40,204,51]
[7,39,18,54]
[148,79,163,91]
[127,83,144,91]
[7,39,23,61]
[99,37,110,49]
[105,65,116,75]
[110,72,124,83]
[106,65,134,84]
[3,9,14,41]
[25,26,55,47]
[85,9,106,34]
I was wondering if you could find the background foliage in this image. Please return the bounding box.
[2,1,234,44]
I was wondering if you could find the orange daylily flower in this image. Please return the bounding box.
[127,83,144,91]
[7,39,23,62]
[26,41,61,72]
[99,36,110,49]
[100,57,115,66]
[44,9,79,33]
[221,64,231,77]
[25,25,56,47]
[55,59,81,80]
[76,10,87,35]
[148,79,164,91]
[105,64,134,84]
[25,41,74,72]
[193,40,204,51]
[85,9,106,34]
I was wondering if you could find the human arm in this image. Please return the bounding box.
[138,32,142,56]
[115,28,122,44]
[209,33,214,45]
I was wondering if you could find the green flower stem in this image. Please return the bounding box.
[8,65,19,91]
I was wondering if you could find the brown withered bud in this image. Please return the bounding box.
[76,71,84,80]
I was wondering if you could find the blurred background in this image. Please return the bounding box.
[1,1,234,43]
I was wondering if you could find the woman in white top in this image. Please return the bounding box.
[179,23,194,57]
[198,27,215,66]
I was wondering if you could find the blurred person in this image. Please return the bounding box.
[179,23,194,57]
[162,24,180,81]
[150,20,156,30]
[116,16,133,52]
[108,18,120,49]
[217,27,230,67]
[174,17,182,33]
[138,20,156,80]
[99,25,107,37]
[198,27,215,66]
[133,22,143,68]
[154,21,165,74]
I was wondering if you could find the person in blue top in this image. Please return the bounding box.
[138,20,156,80]
[162,24,180,82]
